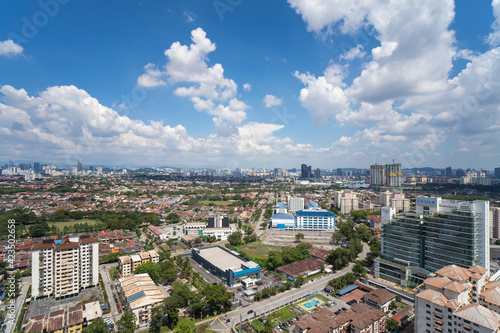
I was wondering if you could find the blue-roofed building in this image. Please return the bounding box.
[337,284,358,296]
[276,202,287,214]
[305,201,319,210]
[295,210,335,231]
[270,210,335,231]
[271,213,295,229]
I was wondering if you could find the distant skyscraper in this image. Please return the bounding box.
[456,168,465,178]
[314,168,321,180]
[445,166,452,177]
[34,162,41,172]
[274,168,282,178]
[385,163,402,187]
[76,160,83,172]
[337,168,342,176]
[492,207,500,239]
[370,165,386,186]
[301,164,312,179]
[495,167,500,179]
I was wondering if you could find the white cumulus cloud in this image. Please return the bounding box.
[263,94,283,108]
[0,40,23,57]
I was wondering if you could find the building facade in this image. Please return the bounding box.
[334,190,359,214]
[376,197,490,287]
[370,165,386,186]
[31,235,99,299]
[287,196,305,212]
[118,250,160,278]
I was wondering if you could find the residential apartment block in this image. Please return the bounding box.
[375,196,490,288]
[118,250,159,278]
[334,190,359,215]
[31,235,99,299]
[415,264,500,333]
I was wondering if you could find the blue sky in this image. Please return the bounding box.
[0,0,499,169]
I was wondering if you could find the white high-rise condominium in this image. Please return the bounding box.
[287,196,304,212]
[31,234,99,299]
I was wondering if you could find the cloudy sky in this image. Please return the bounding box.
[0,0,499,169]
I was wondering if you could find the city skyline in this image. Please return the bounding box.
[1,1,500,169]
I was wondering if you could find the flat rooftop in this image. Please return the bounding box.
[197,247,245,270]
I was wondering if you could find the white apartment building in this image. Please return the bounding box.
[415,264,500,333]
[380,191,410,212]
[287,196,304,212]
[334,190,359,215]
[31,235,99,299]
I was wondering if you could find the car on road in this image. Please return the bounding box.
[225,319,231,323]
[117,307,122,313]
[247,310,254,314]
[237,288,242,292]
[342,307,347,311]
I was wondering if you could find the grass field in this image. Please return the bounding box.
[251,306,297,330]
[48,219,99,230]
[237,241,281,258]
[197,200,236,206]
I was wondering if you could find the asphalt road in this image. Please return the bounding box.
[4,276,31,333]
[100,263,122,324]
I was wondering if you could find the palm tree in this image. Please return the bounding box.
[262,319,275,333]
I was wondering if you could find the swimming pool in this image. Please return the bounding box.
[303,299,320,309]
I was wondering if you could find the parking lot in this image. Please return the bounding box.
[26,287,103,320]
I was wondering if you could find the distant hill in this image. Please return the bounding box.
[128,167,162,174]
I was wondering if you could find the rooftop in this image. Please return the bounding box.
[295,210,335,217]
[195,246,246,271]
[119,273,165,309]
[276,257,326,278]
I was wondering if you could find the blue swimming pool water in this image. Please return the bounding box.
[303,300,320,309]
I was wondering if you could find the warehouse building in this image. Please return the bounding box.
[191,246,260,286]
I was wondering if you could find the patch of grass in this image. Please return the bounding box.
[109,267,119,280]
[48,219,99,230]
[313,294,331,303]
[237,241,281,258]
[252,305,297,331]
[400,303,408,308]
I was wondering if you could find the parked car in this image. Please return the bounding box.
[247,310,254,314]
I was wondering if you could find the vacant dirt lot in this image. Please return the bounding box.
[261,229,340,250]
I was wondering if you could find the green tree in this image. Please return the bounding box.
[202,283,233,314]
[135,262,162,283]
[331,232,344,245]
[396,295,402,302]
[260,221,268,229]
[174,317,196,333]
[227,231,243,246]
[389,300,397,310]
[116,312,138,333]
[294,276,304,287]
[254,292,262,301]
[352,262,366,276]
[295,233,305,243]
[386,318,399,332]
[262,319,275,333]
[83,318,108,333]
[149,306,164,333]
